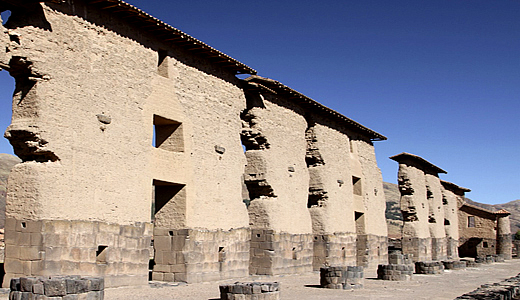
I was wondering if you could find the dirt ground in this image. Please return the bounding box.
[98,259,520,299]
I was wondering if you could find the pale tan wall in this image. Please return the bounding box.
[398,164,430,238]
[308,122,355,234]
[442,188,459,240]
[2,1,250,230]
[245,94,312,234]
[356,139,387,236]
[4,3,155,224]
[425,174,445,238]
[156,50,249,230]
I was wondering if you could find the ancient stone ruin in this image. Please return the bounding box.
[0,0,388,287]
[390,152,511,269]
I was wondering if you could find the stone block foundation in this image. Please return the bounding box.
[312,233,356,271]
[3,218,152,288]
[443,260,467,270]
[152,228,249,283]
[431,237,447,261]
[402,236,432,262]
[320,266,364,290]
[9,276,104,299]
[250,229,312,276]
[414,261,444,274]
[219,282,280,300]
[364,235,389,271]
[378,251,414,281]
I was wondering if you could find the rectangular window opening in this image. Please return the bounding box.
[152,179,186,228]
[96,245,108,264]
[352,176,362,196]
[153,115,184,152]
[355,211,365,234]
[468,216,475,228]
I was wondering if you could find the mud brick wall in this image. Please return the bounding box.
[312,233,356,270]
[220,282,280,300]
[10,276,104,299]
[250,229,312,276]
[3,218,151,287]
[152,228,249,283]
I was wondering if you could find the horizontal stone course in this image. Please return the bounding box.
[414,261,444,274]
[220,282,280,300]
[442,260,467,270]
[320,266,364,290]
[10,276,104,300]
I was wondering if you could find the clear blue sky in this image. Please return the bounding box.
[0,1,518,204]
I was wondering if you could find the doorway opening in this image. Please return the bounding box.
[355,211,367,267]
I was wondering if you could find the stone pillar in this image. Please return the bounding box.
[496,213,512,260]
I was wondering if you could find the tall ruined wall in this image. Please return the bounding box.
[397,163,431,261]
[356,138,388,268]
[2,2,156,224]
[306,119,355,235]
[243,93,312,234]
[424,173,446,260]
[0,0,251,286]
[243,92,313,275]
[441,187,460,259]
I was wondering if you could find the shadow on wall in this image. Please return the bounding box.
[458,237,482,258]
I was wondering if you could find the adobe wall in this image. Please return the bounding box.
[0,0,250,286]
[306,115,387,270]
[243,92,313,275]
[424,173,447,261]
[356,138,388,269]
[396,163,431,262]
[441,187,461,259]
[0,0,388,285]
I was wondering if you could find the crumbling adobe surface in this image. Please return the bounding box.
[0,0,388,286]
[390,153,447,262]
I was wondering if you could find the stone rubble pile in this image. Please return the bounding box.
[456,273,520,299]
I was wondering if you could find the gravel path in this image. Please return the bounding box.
[102,259,520,299]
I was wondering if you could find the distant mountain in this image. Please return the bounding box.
[384,181,520,237]
[0,153,21,228]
